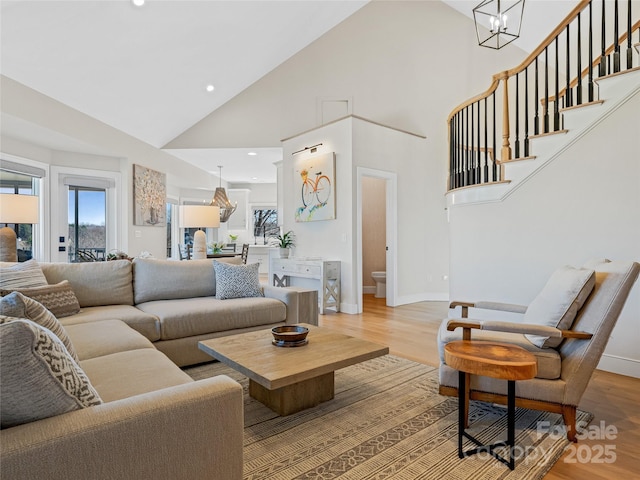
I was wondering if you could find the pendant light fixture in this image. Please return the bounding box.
[473,0,525,50]
[210,165,237,223]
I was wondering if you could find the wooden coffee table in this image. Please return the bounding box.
[198,324,389,415]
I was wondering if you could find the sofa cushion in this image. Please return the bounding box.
[213,261,263,300]
[80,349,193,402]
[40,260,134,307]
[65,320,155,361]
[0,292,79,363]
[133,258,215,304]
[0,317,102,428]
[524,266,595,348]
[58,304,161,342]
[136,296,287,340]
[0,259,48,289]
[1,280,80,318]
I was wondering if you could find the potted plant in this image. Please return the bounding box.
[271,230,295,258]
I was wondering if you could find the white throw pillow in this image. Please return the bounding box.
[0,317,102,428]
[0,259,48,289]
[524,266,595,348]
[213,261,264,300]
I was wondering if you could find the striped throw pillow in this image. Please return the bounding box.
[1,280,81,318]
[0,260,48,289]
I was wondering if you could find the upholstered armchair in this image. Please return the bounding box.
[438,260,639,441]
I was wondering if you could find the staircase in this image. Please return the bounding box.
[446,0,640,207]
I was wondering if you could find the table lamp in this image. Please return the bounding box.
[179,205,220,260]
[0,193,39,262]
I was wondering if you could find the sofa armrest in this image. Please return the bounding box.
[1,376,243,480]
[263,285,300,324]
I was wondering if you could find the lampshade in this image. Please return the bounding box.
[0,194,39,263]
[178,205,220,229]
[0,193,39,224]
[473,0,525,50]
[178,205,220,260]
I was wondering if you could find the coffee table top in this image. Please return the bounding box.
[198,324,389,390]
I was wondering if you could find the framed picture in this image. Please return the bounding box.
[133,164,166,226]
[294,152,336,222]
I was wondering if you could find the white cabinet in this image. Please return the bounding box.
[270,258,340,314]
[246,245,273,274]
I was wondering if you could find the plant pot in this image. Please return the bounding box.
[279,248,290,259]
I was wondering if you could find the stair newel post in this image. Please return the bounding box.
[600,0,607,77]
[501,73,512,162]
[626,0,633,69]
[613,0,620,72]
[588,1,595,101]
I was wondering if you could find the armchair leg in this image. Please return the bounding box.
[562,405,578,442]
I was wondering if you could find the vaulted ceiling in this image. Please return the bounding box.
[1,0,579,183]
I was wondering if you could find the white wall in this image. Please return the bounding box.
[448,90,640,377]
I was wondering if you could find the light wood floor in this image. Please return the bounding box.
[319,295,640,479]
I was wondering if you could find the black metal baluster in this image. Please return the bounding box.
[627,0,633,69]
[470,103,475,185]
[484,97,489,182]
[566,24,572,107]
[577,12,583,105]
[534,57,540,135]
[465,106,470,186]
[525,66,530,156]
[613,0,620,72]
[493,91,497,181]
[554,38,560,131]
[589,1,595,101]
[600,0,607,76]
[544,47,550,133]
[476,100,481,182]
[515,73,520,158]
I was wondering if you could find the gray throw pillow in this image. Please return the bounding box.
[1,280,81,318]
[213,261,264,300]
[0,292,79,362]
[0,317,102,429]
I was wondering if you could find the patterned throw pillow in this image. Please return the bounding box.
[213,261,264,300]
[0,317,102,429]
[0,259,48,289]
[0,292,79,362]
[1,280,81,318]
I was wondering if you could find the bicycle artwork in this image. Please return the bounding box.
[294,152,336,222]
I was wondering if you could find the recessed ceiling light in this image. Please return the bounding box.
[206,84,215,93]
[247,152,257,156]
[132,0,145,7]
[252,177,258,180]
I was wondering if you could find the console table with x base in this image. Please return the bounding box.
[270,258,340,314]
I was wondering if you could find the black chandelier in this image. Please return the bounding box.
[473,0,525,50]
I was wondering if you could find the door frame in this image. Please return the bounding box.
[356,167,397,312]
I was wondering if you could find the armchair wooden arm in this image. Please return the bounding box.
[447,319,593,340]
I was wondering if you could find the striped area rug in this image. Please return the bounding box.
[185,355,590,480]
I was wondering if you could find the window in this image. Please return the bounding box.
[252,208,278,244]
[68,186,106,262]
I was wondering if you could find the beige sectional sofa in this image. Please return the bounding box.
[1,257,308,480]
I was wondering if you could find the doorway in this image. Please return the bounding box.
[356,167,397,313]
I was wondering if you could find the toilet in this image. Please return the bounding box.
[371,271,387,298]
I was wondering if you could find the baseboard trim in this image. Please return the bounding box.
[597,353,640,378]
